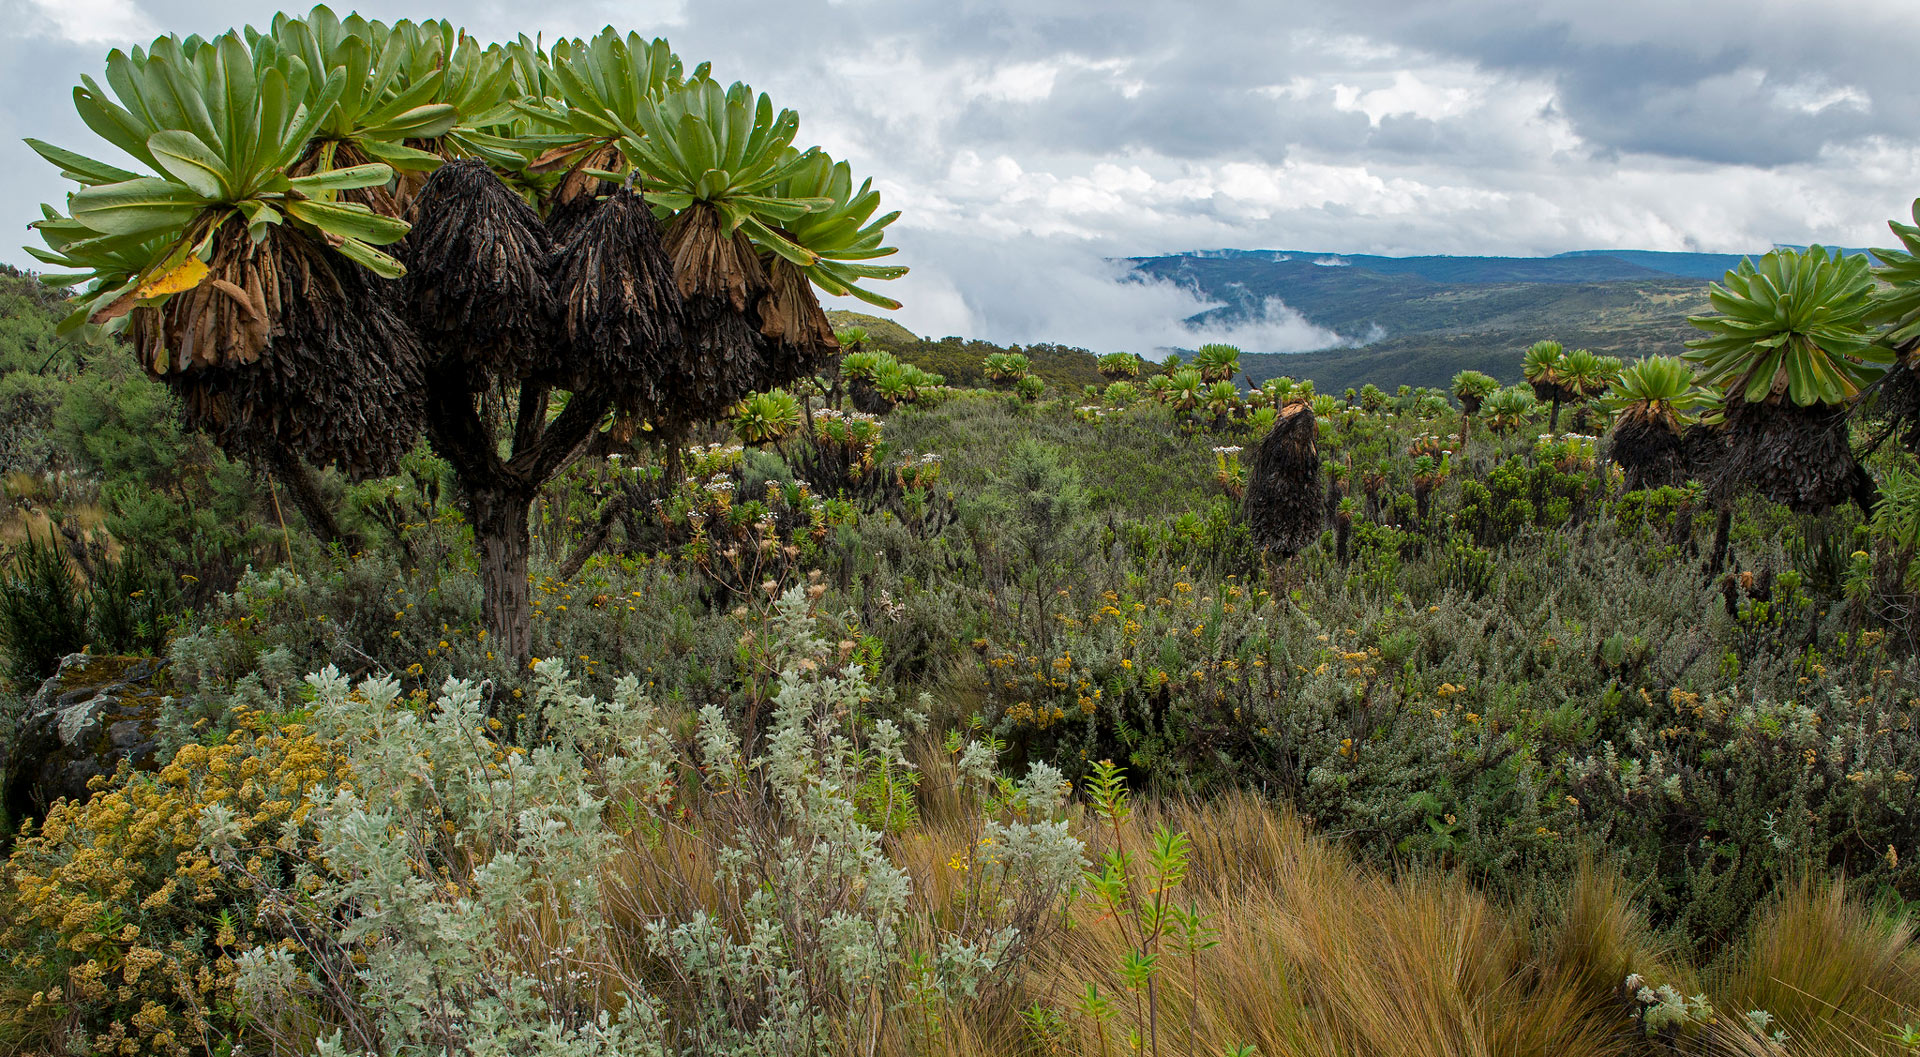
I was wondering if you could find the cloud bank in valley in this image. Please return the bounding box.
[1,0,1912,352]
[862,233,1354,356]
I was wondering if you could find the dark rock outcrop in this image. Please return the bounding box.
[4,653,172,825]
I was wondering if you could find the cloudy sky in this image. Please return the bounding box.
[1,0,1914,353]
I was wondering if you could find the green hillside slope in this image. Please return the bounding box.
[827,310,1103,390]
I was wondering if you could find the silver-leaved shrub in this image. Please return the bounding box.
[203,586,1084,1056]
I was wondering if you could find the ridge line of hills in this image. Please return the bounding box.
[846,243,1875,396]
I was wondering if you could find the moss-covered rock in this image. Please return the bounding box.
[3,652,170,822]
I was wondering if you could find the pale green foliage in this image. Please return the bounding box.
[1558,348,1615,399]
[732,389,802,446]
[1485,385,1538,433]
[1097,352,1141,381]
[1685,246,1891,406]
[1604,357,1703,419]
[1870,198,1920,352]
[1522,340,1565,385]
[1450,370,1499,403]
[1168,369,1205,411]
[982,351,1032,385]
[217,661,671,1054]
[209,585,1084,1056]
[1192,344,1241,384]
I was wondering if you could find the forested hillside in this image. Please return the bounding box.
[829,309,1106,388]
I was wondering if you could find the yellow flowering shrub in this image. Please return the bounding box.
[0,714,349,1056]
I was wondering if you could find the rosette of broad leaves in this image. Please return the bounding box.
[514,30,691,232]
[873,362,915,407]
[1450,370,1498,416]
[770,150,907,310]
[1871,200,1920,353]
[1684,247,1887,407]
[1558,348,1616,432]
[1559,348,1616,400]
[1684,247,1886,512]
[617,76,826,262]
[384,20,522,160]
[1522,340,1568,402]
[732,388,802,447]
[30,33,409,296]
[900,364,943,403]
[842,349,898,412]
[264,11,456,173]
[609,75,854,422]
[1205,380,1240,420]
[1098,352,1140,381]
[1603,356,1706,489]
[1169,368,1206,412]
[1485,386,1537,434]
[1605,357,1705,430]
[26,28,428,478]
[1193,343,1242,383]
[1869,199,1920,453]
[982,352,1030,386]
[749,149,905,388]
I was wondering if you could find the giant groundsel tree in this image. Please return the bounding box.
[1683,246,1886,515]
[1603,356,1705,490]
[1869,199,1920,455]
[26,9,905,661]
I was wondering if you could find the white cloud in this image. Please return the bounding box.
[20,0,156,44]
[1772,77,1871,115]
[853,232,1351,354]
[4,0,1919,351]
[1330,69,1484,126]
[966,61,1062,103]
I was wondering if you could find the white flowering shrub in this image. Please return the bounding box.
[204,586,1084,1056]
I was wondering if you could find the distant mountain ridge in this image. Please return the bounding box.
[842,244,1879,399]
[1115,244,1872,394]
[1139,245,1872,288]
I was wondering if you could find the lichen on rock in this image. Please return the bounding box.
[3,652,173,824]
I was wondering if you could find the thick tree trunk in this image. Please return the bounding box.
[265,448,351,549]
[471,486,536,665]
[423,376,613,665]
[557,494,629,581]
[1708,507,1733,574]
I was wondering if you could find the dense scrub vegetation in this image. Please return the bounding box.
[829,310,1107,390]
[8,268,1920,1052]
[7,9,1920,1057]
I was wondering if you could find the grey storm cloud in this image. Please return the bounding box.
[1331,1,1914,166]
[0,0,1913,351]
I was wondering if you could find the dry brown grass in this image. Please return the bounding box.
[1013,795,1668,1057]
[1709,877,1920,1057]
[589,747,1916,1057]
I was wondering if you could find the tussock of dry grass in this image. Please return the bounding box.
[1020,795,1662,1057]
[1710,878,1920,1056]
[591,739,1918,1057]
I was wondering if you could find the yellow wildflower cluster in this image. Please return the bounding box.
[1,714,349,1056]
[1004,700,1070,728]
